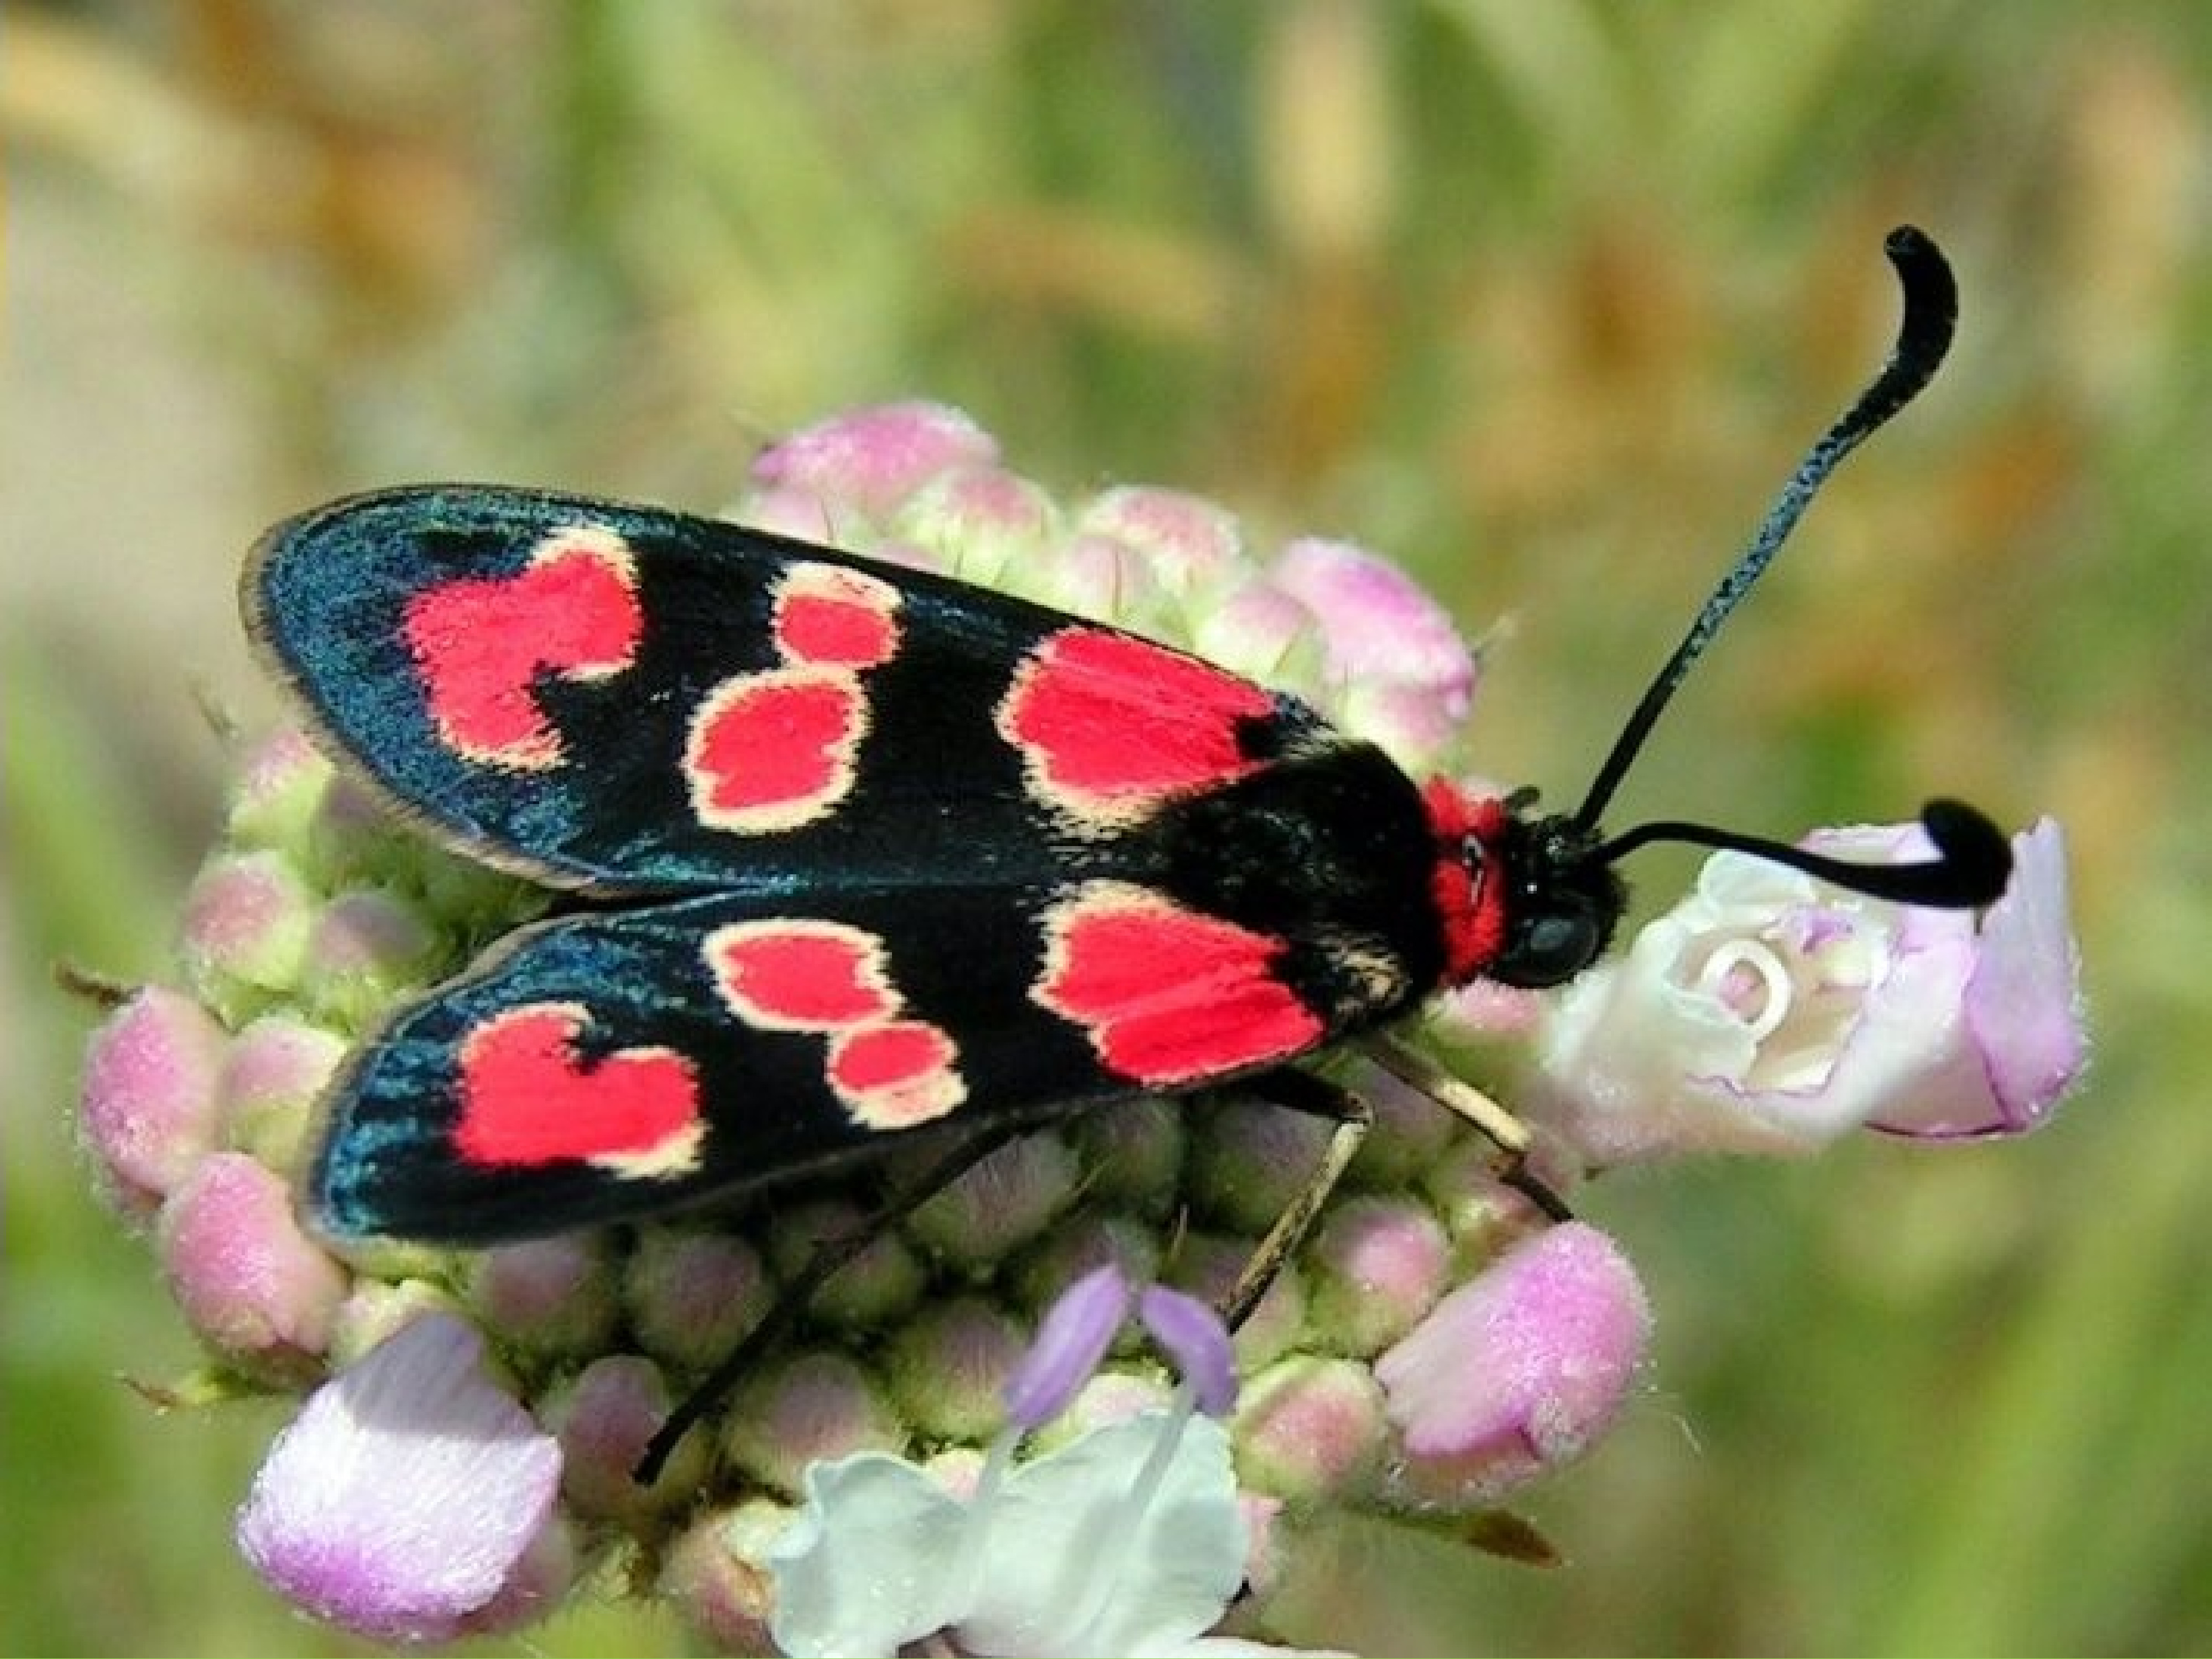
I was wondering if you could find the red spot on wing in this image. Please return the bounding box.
[998,628,1276,825]
[1035,884,1324,1086]
[452,1002,701,1171]
[685,667,866,833]
[706,919,899,1028]
[696,919,969,1131]
[402,529,640,768]
[773,564,902,669]
[827,1021,966,1128]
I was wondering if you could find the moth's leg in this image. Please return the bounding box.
[1214,1068,1374,1331]
[1358,1034,1574,1224]
[635,1118,1032,1482]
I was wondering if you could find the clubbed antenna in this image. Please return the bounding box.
[1573,226,1959,832]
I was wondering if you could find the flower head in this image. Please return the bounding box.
[72,400,2086,1653]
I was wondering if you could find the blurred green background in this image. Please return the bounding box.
[7,3,2209,1653]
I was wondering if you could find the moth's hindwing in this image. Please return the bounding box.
[255,486,1455,1240]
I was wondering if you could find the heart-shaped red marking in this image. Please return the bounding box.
[452,1001,701,1171]
[1035,884,1323,1085]
[401,531,641,769]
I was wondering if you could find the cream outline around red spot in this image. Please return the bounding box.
[994,627,1272,831]
[704,917,901,1030]
[826,1019,967,1128]
[1031,879,1324,1086]
[681,664,868,834]
[451,999,705,1179]
[771,561,904,669]
[698,917,968,1132]
[402,524,643,771]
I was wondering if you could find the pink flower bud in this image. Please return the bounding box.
[1078,486,1245,595]
[764,1197,925,1328]
[1189,577,1324,687]
[885,1296,1028,1441]
[79,987,227,1215]
[1343,1061,1459,1189]
[160,1151,347,1376]
[1188,1095,1335,1235]
[1067,1096,1186,1215]
[737,483,839,542]
[218,1014,346,1167]
[891,464,1060,586]
[1271,536,1478,717]
[749,401,999,519]
[236,1313,562,1644]
[662,1505,781,1655]
[1376,1222,1648,1505]
[466,1235,618,1356]
[547,1353,695,1519]
[1030,530,1160,623]
[1334,675,1469,772]
[1161,1229,1307,1371]
[224,728,335,851]
[904,1130,1079,1270]
[1013,1212,1165,1316]
[723,1351,901,1498]
[624,1227,774,1371]
[1233,1354,1388,1502]
[298,888,441,1028]
[1305,1194,1450,1353]
[178,852,314,1005]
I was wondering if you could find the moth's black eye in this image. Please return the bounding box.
[1489,903,1607,989]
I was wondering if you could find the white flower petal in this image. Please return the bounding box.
[763,1453,968,1658]
[956,1413,1247,1656]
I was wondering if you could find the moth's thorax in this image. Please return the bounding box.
[1421,780,1512,985]
[1423,781,1627,991]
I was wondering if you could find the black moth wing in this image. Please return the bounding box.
[253,484,1464,1243]
[245,483,1323,894]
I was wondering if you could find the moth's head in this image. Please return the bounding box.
[1431,778,2012,995]
[1456,792,1626,990]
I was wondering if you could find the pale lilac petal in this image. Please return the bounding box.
[1375,1223,1648,1504]
[236,1313,562,1644]
[1001,1262,1131,1430]
[956,1413,1247,1656]
[1138,1285,1238,1416]
[1876,817,2086,1138]
[1528,822,2069,1163]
